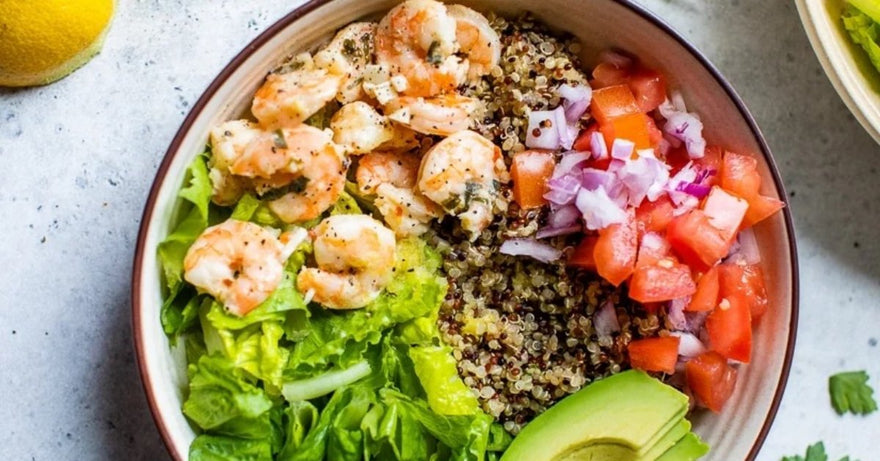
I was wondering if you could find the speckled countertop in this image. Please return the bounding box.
[1,1,878,459]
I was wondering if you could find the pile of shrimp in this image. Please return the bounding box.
[184,0,511,314]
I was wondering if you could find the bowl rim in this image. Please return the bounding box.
[131,1,800,459]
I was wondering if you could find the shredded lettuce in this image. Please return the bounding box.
[844,2,880,74]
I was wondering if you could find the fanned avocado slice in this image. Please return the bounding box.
[639,419,691,461]
[656,433,710,461]
[500,371,691,461]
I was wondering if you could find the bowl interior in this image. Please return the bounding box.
[133,1,797,459]
[797,0,880,144]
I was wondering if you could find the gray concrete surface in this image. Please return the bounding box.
[0,0,877,459]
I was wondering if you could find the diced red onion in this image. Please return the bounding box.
[598,49,633,69]
[581,168,615,191]
[726,228,761,265]
[536,224,582,239]
[672,195,700,216]
[658,92,706,159]
[670,331,708,358]
[590,131,609,160]
[552,151,591,179]
[594,300,620,337]
[548,204,581,228]
[610,138,635,160]
[684,310,709,334]
[555,106,579,150]
[666,297,689,331]
[616,149,671,207]
[558,83,592,122]
[544,173,582,205]
[525,110,561,150]
[499,238,562,263]
[575,186,627,230]
[666,162,699,205]
[676,182,711,198]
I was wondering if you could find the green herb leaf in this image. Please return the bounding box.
[829,370,878,415]
[781,441,860,461]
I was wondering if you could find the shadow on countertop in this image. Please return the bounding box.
[90,288,170,461]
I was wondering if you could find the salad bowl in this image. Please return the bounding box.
[132,0,799,459]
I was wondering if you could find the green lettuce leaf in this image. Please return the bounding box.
[286,237,448,378]
[230,193,285,228]
[183,354,273,430]
[277,400,320,459]
[844,3,880,74]
[330,190,362,216]
[409,345,480,416]
[189,434,274,461]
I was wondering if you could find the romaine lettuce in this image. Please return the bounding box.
[844,2,880,74]
[183,354,274,430]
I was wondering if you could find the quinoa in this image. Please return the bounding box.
[434,13,671,435]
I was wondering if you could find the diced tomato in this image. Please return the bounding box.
[511,150,555,209]
[628,68,667,113]
[664,144,691,174]
[636,195,675,236]
[572,124,598,152]
[702,187,748,241]
[591,62,631,89]
[706,293,752,363]
[686,351,738,413]
[721,152,761,199]
[693,146,723,187]
[686,266,719,312]
[629,260,696,303]
[743,194,784,228]
[666,209,731,270]
[590,84,640,125]
[568,235,598,271]
[636,233,672,268]
[628,336,681,375]
[646,117,663,146]
[718,264,770,321]
[594,210,638,286]
[600,113,652,150]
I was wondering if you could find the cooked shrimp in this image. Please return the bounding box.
[417,130,509,236]
[384,94,479,136]
[446,4,501,80]
[314,22,376,103]
[184,220,307,316]
[355,151,421,195]
[224,125,346,223]
[296,215,396,309]
[375,0,468,97]
[208,120,262,205]
[330,101,394,155]
[374,183,443,237]
[251,63,342,130]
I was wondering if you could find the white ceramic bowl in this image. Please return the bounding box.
[132,1,799,459]
[797,0,880,144]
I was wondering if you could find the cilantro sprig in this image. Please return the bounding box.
[829,370,878,416]
[781,441,855,461]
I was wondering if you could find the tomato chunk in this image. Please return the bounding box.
[686,351,738,413]
[718,263,770,321]
[636,232,672,268]
[693,146,723,186]
[572,124,599,152]
[629,260,696,303]
[667,209,731,270]
[743,194,784,228]
[721,152,761,199]
[568,235,598,271]
[591,62,630,89]
[590,84,640,125]
[511,150,555,209]
[594,210,637,286]
[702,186,748,241]
[686,266,719,312]
[628,69,667,113]
[636,195,675,236]
[628,337,681,375]
[600,113,652,150]
[706,293,752,363]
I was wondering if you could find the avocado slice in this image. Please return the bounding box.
[656,433,710,461]
[639,419,691,461]
[500,371,690,461]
